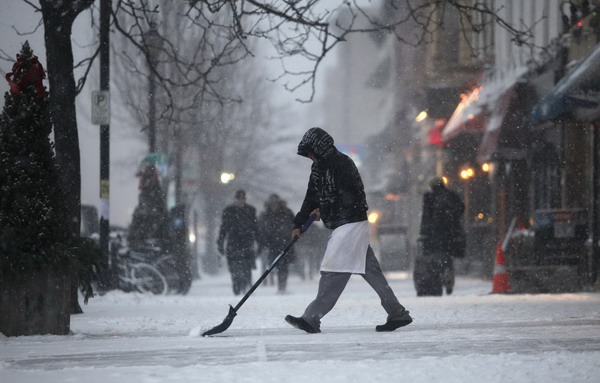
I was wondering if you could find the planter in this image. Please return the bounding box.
[0,268,71,336]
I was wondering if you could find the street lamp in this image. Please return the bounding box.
[368,211,380,224]
[220,172,235,184]
[460,167,475,180]
[415,110,428,122]
[143,22,163,154]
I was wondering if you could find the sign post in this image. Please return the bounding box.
[97,0,112,287]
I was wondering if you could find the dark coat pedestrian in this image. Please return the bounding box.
[285,127,412,334]
[258,194,295,293]
[415,177,465,296]
[217,190,259,295]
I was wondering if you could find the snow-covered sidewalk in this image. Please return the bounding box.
[1,270,600,382]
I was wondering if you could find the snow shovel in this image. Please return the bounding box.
[202,215,316,337]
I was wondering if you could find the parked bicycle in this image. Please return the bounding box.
[105,232,167,295]
[115,246,168,295]
[131,242,192,295]
[102,228,192,296]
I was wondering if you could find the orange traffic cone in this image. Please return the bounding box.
[491,242,511,293]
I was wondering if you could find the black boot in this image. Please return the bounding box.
[285,315,320,333]
[375,311,413,332]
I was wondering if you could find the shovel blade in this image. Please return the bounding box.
[202,305,237,337]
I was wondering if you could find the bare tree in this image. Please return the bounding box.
[181,0,537,101]
[112,1,291,270]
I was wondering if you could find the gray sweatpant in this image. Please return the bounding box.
[301,246,406,330]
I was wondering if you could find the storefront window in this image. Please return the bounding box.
[532,141,561,209]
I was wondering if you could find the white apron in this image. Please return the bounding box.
[320,220,370,274]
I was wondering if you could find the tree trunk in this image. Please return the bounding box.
[42,6,81,238]
[0,269,71,336]
[41,2,89,315]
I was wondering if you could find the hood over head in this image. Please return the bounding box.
[297,127,335,160]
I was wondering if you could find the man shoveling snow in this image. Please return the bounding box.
[286,127,412,333]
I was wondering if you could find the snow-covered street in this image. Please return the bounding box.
[1,271,600,382]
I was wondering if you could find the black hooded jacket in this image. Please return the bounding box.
[294,128,368,230]
[420,184,464,254]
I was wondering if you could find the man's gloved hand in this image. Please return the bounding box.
[293,210,320,239]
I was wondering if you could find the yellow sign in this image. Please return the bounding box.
[100,180,110,199]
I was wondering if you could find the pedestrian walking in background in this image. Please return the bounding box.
[285,127,412,333]
[217,189,259,295]
[258,194,296,293]
[415,177,465,296]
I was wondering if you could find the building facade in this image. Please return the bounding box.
[440,0,600,289]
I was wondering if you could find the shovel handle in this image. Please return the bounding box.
[300,214,316,233]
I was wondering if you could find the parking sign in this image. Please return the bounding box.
[92,90,110,125]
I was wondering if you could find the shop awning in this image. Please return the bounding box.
[441,86,486,141]
[531,42,600,124]
[442,68,527,142]
[476,87,515,162]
